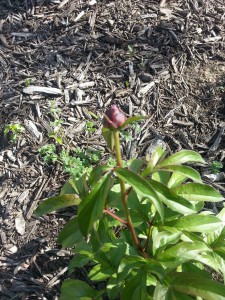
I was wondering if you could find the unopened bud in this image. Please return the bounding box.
[103,105,126,129]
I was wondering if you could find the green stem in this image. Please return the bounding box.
[113,130,148,258]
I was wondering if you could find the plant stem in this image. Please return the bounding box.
[144,222,152,253]
[113,130,148,258]
[103,209,127,225]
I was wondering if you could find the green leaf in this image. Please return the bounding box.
[60,279,101,300]
[128,158,143,173]
[148,179,197,215]
[152,228,181,255]
[196,253,221,273]
[77,173,112,236]
[122,269,151,300]
[35,194,81,217]
[146,259,166,282]
[157,165,202,183]
[89,263,115,281]
[153,283,169,300]
[60,179,77,195]
[102,127,114,151]
[167,272,225,300]
[159,150,205,167]
[152,171,171,185]
[167,172,187,188]
[120,115,145,128]
[182,262,212,279]
[171,183,224,202]
[142,146,166,176]
[68,250,93,272]
[165,214,222,233]
[157,242,211,268]
[90,217,116,251]
[99,241,127,268]
[115,168,164,221]
[73,173,89,199]
[118,255,146,282]
[107,274,123,300]
[89,165,111,186]
[57,218,83,248]
[153,282,198,300]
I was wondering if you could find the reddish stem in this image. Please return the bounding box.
[103,209,127,225]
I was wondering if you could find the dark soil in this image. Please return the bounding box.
[0,0,225,299]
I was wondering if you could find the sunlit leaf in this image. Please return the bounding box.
[152,171,171,185]
[167,272,225,300]
[165,214,222,233]
[157,242,211,268]
[148,179,197,215]
[35,194,81,217]
[89,263,115,281]
[152,228,181,255]
[142,146,166,176]
[157,165,202,183]
[120,115,145,128]
[167,172,187,188]
[60,178,77,195]
[159,150,205,167]
[171,183,224,202]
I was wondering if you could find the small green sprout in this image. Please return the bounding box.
[85,121,97,133]
[127,45,136,56]
[38,144,58,163]
[210,160,223,174]
[4,123,25,142]
[124,81,130,88]
[25,78,32,87]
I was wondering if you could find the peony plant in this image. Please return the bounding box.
[35,105,225,300]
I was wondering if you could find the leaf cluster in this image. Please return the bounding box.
[38,145,102,179]
[35,145,225,300]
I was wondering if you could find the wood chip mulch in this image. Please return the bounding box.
[0,0,225,299]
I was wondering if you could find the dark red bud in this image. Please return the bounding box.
[103,105,126,129]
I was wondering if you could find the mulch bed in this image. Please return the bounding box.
[0,0,225,298]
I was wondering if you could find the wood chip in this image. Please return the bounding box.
[23,86,62,96]
[15,213,26,235]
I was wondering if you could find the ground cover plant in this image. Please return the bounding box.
[35,105,225,300]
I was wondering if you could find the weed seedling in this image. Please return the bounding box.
[4,123,25,142]
[127,45,136,57]
[38,144,58,163]
[210,160,223,174]
[85,121,97,133]
[24,78,32,87]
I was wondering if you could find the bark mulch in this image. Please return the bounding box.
[0,0,225,299]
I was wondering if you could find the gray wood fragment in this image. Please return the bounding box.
[15,213,26,235]
[23,86,62,96]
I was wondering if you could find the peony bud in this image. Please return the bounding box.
[103,105,126,129]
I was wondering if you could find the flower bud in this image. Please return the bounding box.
[103,105,126,129]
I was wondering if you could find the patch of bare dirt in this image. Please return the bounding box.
[0,0,225,299]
